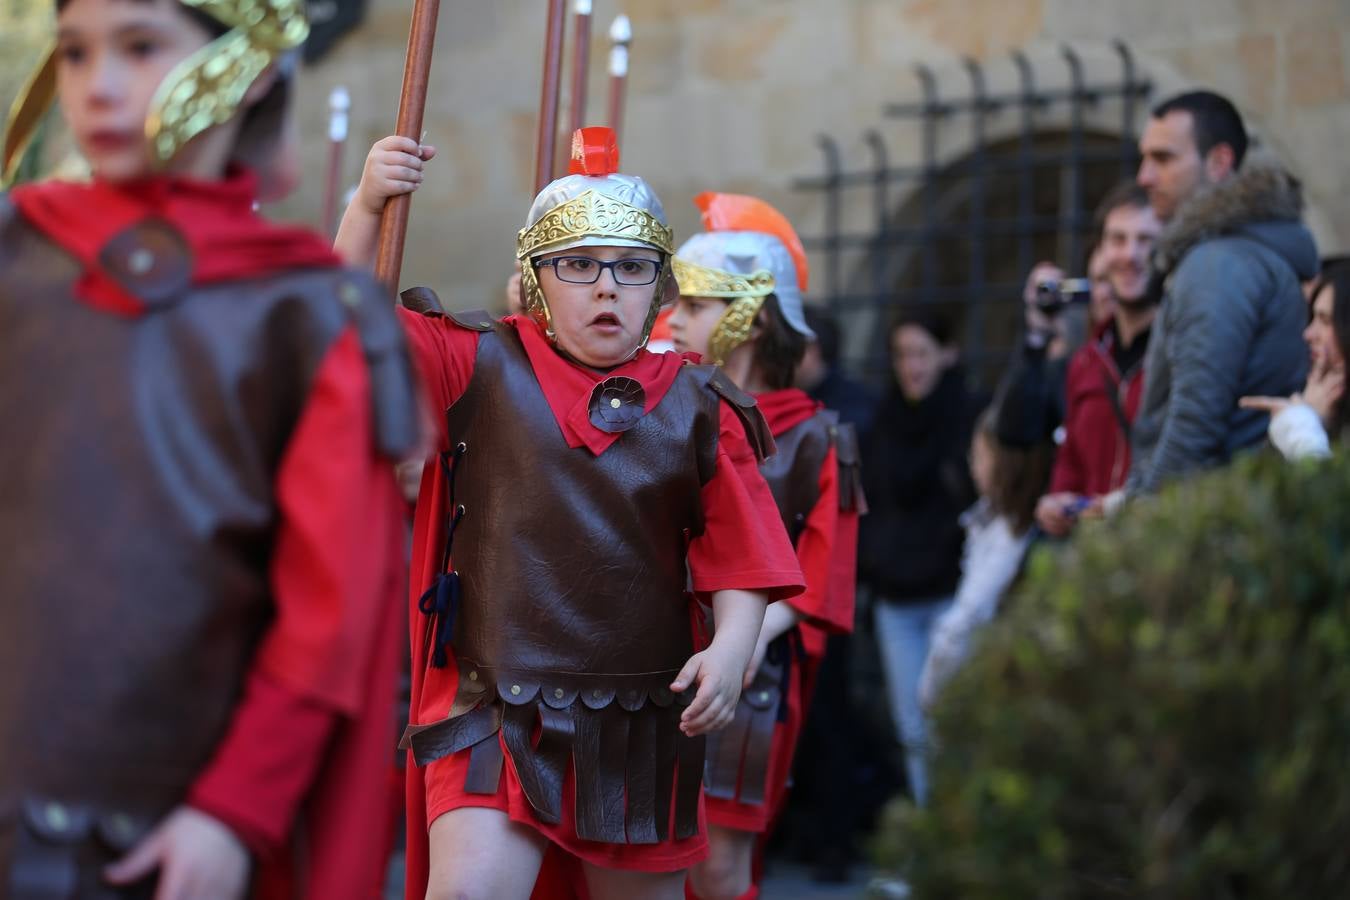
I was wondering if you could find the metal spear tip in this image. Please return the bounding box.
[608,45,629,77]
[573,0,592,15]
[609,13,631,45]
[328,86,350,112]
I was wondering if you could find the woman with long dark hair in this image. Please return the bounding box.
[1241,259,1350,458]
[860,310,982,804]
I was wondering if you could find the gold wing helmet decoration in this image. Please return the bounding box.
[2,0,308,186]
[671,256,776,366]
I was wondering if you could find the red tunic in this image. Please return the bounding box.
[704,388,860,834]
[9,172,411,900]
[398,312,804,895]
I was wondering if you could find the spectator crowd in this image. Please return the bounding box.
[781,87,1344,885]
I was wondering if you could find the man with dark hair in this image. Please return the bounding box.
[993,201,1118,455]
[1121,89,1316,497]
[1036,182,1160,536]
[1141,91,1249,221]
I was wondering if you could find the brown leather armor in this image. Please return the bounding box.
[762,409,837,542]
[704,409,865,807]
[402,318,771,844]
[0,199,417,896]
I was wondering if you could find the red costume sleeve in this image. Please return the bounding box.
[787,445,858,636]
[688,404,805,601]
[186,326,408,873]
[397,306,480,416]
[187,673,336,857]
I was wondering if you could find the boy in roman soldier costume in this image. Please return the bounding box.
[0,0,420,897]
[667,193,865,900]
[335,128,804,900]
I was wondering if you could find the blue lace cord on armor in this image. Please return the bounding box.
[418,441,467,668]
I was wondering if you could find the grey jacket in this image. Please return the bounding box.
[1128,160,1318,494]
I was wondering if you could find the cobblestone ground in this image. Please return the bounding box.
[760,861,875,898]
[384,855,876,898]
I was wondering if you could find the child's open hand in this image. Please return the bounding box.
[671,645,746,737]
[356,135,437,215]
[104,806,249,900]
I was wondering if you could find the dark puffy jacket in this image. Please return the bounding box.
[1128,159,1318,494]
[860,369,980,602]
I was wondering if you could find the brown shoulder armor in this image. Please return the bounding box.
[831,420,868,515]
[399,285,447,316]
[705,367,776,462]
[446,308,498,332]
[338,269,420,459]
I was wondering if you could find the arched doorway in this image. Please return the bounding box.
[856,130,1137,387]
[794,44,1151,389]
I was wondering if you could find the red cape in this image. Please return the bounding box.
[755,387,822,437]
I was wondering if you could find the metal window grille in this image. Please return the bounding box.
[794,42,1152,388]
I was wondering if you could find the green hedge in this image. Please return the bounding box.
[875,453,1350,899]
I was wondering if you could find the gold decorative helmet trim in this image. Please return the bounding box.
[672,257,775,300]
[146,0,309,164]
[1,0,307,183]
[517,189,676,261]
[707,296,766,367]
[2,44,57,186]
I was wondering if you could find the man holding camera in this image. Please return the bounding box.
[1036,183,1160,537]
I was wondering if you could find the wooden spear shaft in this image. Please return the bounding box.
[607,14,631,145]
[607,63,627,145]
[535,0,567,193]
[373,0,442,293]
[320,86,350,240]
[567,0,592,138]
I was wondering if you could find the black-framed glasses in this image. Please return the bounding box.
[534,255,662,286]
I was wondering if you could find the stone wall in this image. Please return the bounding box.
[275,0,1347,311]
[4,0,1347,310]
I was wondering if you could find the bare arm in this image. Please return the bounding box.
[670,588,767,736]
[745,599,804,681]
[333,135,436,269]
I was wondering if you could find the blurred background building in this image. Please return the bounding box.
[5,0,1347,381]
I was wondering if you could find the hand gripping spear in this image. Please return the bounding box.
[373,0,442,293]
[375,1,569,291]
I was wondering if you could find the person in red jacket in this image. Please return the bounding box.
[0,0,419,897]
[667,193,864,900]
[1035,183,1161,536]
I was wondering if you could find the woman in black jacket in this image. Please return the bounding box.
[861,310,981,804]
